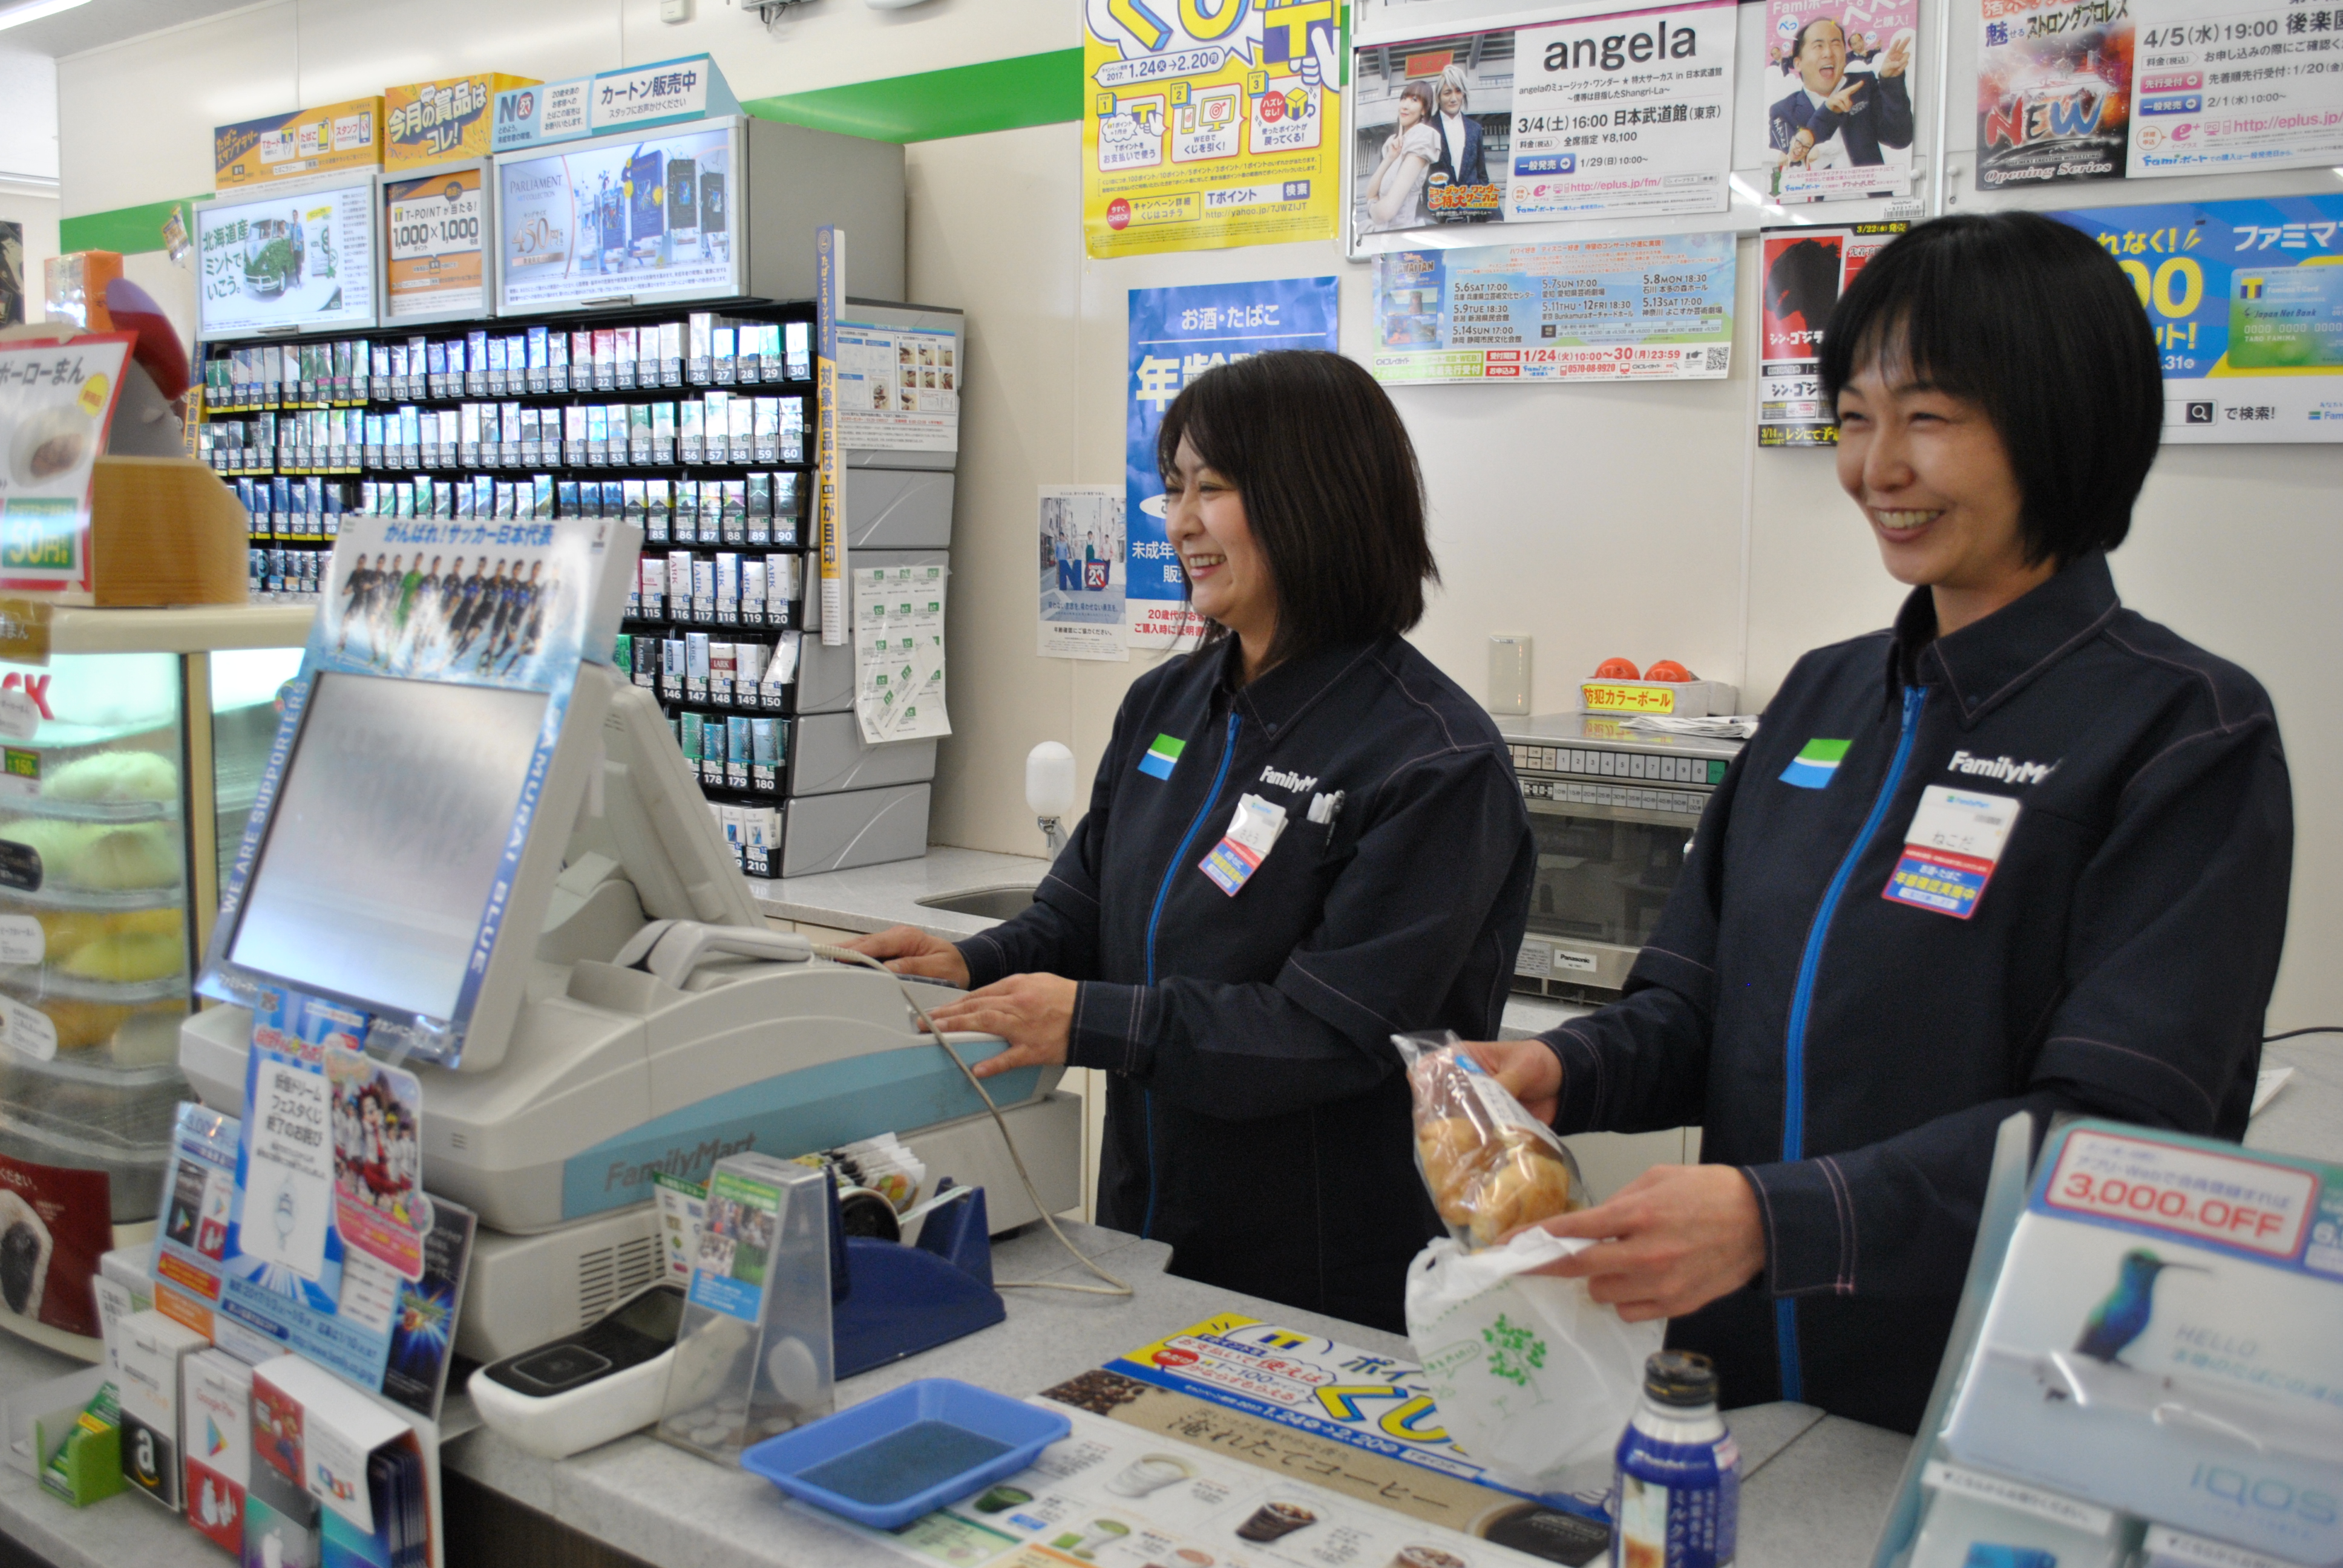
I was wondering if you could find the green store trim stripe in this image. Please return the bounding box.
[742,47,1083,143]
[59,195,200,258]
[62,48,1087,256]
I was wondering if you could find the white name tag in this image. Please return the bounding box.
[1883,786,2022,920]
[1199,792,1288,897]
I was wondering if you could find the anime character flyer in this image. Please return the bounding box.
[1083,0,1343,256]
[329,1047,430,1281]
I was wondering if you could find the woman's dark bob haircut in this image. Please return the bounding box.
[1158,350,1437,664]
[1819,211,2163,566]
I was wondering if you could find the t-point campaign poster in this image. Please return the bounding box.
[1125,278,1339,652]
[1083,0,1343,256]
[2052,194,2343,442]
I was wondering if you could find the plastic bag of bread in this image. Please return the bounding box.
[1395,1030,1585,1249]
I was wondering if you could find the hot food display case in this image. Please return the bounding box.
[0,604,309,1358]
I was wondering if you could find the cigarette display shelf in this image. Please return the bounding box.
[195,301,834,877]
[195,300,819,615]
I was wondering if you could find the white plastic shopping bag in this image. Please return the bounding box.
[1405,1227,1663,1499]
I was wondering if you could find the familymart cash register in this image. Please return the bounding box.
[177,532,1078,1364]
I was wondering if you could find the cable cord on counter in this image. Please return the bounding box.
[810,944,1133,1298]
[2265,1025,2343,1043]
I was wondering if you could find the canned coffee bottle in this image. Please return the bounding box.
[1613,1351,1738,1568]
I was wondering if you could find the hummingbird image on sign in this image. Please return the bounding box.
[2074,1248,2209,1365]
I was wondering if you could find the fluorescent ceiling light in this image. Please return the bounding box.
[0,0,93,31]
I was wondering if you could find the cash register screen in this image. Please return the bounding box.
[228,670,552,1021]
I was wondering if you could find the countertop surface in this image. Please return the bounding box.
[752,846,1057,941]
[0,1221,1903,1568]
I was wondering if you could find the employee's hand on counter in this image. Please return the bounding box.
[1515,1165,1766,1323]
[925,974,1076,1079]
[840,924,971,987]
[1458,1038,1564,1125]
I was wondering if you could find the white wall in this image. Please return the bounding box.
[53,0,2343,1033]
[2,44,61,324]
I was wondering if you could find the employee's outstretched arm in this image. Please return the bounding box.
[936,742,1535,1119]
[1498,714,2289,1318]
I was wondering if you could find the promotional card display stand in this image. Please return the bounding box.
[1872,1117,2343,1568]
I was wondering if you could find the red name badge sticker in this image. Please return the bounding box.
[1884,786,2021,920]
[1200,792,1288,897]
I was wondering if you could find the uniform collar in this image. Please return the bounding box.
[1214,634,1385,740]
[1887,552,2122,726]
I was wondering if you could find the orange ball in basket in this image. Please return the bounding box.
[1645,659,1695,682]
[1593,657,1640,681]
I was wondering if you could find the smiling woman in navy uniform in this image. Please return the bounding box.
[848,351,1536,1332]
[1468,212,2294,1431]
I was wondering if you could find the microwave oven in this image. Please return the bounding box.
[1502,713,1746,1001]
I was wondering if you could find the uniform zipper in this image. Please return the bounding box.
[1774,682,1927,1403]
[1138,710,1242,1240]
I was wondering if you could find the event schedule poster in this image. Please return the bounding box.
[2127,0,2343,175]
[1976,0,2134,188]
[1371,234,1734,384]
[1126,277,1339,652]
[1506,2,1738,223]
[1757,222,1906,445]
[1040,486,1128,662]
[2052,195,2343,442]
[384,167,485,320]
[1752,0,1921,201]
[1081,0,1343,257]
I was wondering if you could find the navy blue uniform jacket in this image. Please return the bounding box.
[1768,68,1914,166]
[959,633,1536,1331]
[1540,556,2292,1431]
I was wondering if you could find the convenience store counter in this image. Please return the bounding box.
[2,851,2333,1568]
[0,1219,1906,1568]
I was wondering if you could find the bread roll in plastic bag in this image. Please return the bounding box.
[1395,1031,1585,1249]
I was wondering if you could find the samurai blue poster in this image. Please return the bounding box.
[196,514,632,1067]
[1126,276,1340,652]
[2050,195,2343,442]
[1371,233,1735,384]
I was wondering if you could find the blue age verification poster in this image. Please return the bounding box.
[2051,195,2343,443]
[1125,277,1339,652]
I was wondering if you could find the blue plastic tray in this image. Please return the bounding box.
[742,1378,1071,1530]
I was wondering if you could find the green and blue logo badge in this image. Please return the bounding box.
[1138,733,1185,780]
[1781,737,1851,789]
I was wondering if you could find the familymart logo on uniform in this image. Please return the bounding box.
[1780,737,1851,789]
[1139,734,1185,780]
[1947,750,2056,786]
